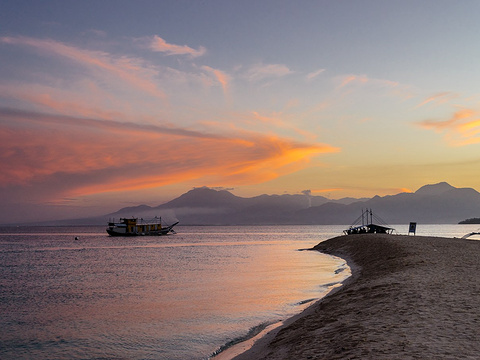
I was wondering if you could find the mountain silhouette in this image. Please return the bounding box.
[295,182,480,224]
[414,182,456,196]
[62,182,480,226]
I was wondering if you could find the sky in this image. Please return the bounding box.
[1,0,480,223]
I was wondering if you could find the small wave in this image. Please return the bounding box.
[209,321,278,358]
[295,298,317,305]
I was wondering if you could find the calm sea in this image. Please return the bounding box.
[1,224,478,359]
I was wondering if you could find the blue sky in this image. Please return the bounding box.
[1,1,480,223]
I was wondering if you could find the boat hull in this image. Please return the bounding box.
[106,228,173,236]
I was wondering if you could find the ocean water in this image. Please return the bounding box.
[0,225,349,360]
[1,224,478,359]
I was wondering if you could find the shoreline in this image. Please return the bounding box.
[212,252,351,360]
[212,280,350,360]
[228,234,480,359]
[212,263,350,360]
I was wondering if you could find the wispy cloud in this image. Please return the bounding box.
[250,111,316,140]
[337,74,369,88]
[252,111,286,127]
[201,65,230,95]
[417,108,480,146]
[245,63,293,82]
[330,73,414,104]
[306,68,326,81]
[415,92,458,108]
[336,74,398,90]
[0,35,166,99]
[149,35,206,57]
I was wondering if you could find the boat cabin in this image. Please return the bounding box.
[107,217,167,236]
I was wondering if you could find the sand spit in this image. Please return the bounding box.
[232,234,480,359]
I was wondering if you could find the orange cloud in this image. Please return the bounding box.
[0,109,338,202]
[458,119,480,136]
[149,35,206,57]
[417,108,480,145]
[311,188,344,193]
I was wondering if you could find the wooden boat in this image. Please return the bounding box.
[344,209,395,235]
[106,217,178,236]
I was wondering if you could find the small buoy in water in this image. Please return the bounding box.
[74,236,79,240]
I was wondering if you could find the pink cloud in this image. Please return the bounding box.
[149,35,206,57]
[0,36,166,99]
[201,65,230,94]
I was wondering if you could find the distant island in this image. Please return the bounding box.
[459,218,480,224]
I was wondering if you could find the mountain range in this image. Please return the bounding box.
[96,182,480,226]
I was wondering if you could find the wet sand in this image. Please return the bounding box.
[231,234,480,359]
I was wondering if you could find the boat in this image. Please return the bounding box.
[106,217,178,236]
[344,209,395,235]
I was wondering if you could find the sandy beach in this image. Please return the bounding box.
[230,234,480,359]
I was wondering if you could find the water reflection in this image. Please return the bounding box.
[2,223,474,359]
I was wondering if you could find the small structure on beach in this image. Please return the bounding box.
[408,222,417,235]
[344,209,395,235]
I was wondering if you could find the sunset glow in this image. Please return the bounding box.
[1,1,480,223]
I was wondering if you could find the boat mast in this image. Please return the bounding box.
[361,208,374,225]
